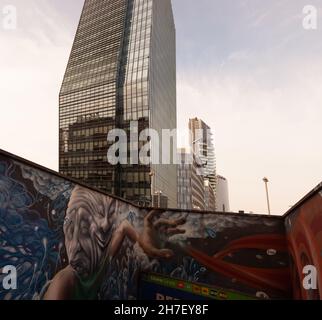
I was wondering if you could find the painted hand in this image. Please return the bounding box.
[138,210,186,259]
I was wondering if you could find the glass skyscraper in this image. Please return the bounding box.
[59,0,177,208]
[189,117,217,209]
[177,148,205,211]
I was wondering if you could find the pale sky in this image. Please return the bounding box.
[1,0,322,215]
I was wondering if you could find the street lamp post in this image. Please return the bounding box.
[263,177,271,216]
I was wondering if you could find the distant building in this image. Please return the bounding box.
[177,149,205,211]
[204,179,216,211]
[191,159,206,211]
[216,175,230,212]
[152,192,168,209]
[189,118,217,209]
[177,149,192,210]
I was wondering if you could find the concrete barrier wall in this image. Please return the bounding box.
[0,150,291,300]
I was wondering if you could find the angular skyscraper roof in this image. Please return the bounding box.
[59,0,177,208]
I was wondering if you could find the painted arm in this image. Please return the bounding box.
[43,265,78,300]
[108,210,186,259]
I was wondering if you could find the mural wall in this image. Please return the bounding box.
[0,151,292,300]
[285,188,322,300]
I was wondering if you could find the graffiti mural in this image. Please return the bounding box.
[0,151,292,300]
[285,188,322,300]
[0,158,72,300]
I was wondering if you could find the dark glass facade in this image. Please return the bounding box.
[59,0,177,207]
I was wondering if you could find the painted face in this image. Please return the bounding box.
[63,186,117,278]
